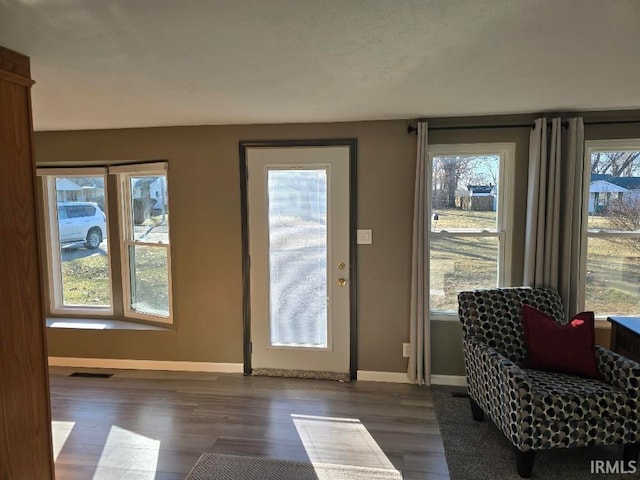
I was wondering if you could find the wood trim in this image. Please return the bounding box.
[0,69,34,87]
[239,139,358,378]
[0,51,54,477]
[26,68,56,478]
[610,323,619,352]
[0,45,30,78]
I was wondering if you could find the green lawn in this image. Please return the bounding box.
[61,245,169,314]
[60,207,639,318]
[429,208,497,311]
[61,253,111,306]
[60,210,170,313]
[584,235,640,316]
[431,208,496,230]
[130,245,170,314]
[428,208,640,316]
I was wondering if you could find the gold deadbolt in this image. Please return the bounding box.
[338,262,346,270]
[337,278,348,287]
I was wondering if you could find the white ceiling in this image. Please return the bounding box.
[1,0,640,131]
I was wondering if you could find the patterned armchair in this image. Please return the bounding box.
[458,287,640,478]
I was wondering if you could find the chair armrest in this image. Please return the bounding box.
[595,345,640,399]
[464,337,534,446]
[464,337,532,390]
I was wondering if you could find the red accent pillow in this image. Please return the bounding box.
[521,304,602,379]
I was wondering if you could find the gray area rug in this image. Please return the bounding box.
[186,453,403,480]
[431,386,632,479]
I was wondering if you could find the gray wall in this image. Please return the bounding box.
[36,121,417,373]
[35,111,640,376]
[427,112,640,375]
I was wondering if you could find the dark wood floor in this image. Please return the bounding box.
[49,367,450,479]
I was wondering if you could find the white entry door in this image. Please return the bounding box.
[246,145,351,374]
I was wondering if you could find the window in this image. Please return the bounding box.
[113,165,172,320]
[39,162,172,323]
[428,143,514,317]
[41,169,112,313]
[582,140,640,317]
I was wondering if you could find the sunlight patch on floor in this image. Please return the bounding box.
[96,425,160,471]
[291,414,396,470]
[51,421,76,461]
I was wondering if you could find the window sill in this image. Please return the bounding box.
[46,317,171,331]
[429,316,613,328]
[429,314,458,322]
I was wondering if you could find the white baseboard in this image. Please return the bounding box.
[357,371,467,386]
[48,357,244,373]
[430,374,467,386]
[47,359,465,384]
[357,370,412,383]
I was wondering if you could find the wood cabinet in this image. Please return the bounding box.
[0,45,55,479]
[608,316,640,363]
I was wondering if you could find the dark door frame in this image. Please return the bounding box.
[239,139,358,379]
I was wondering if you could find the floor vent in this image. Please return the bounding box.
[69,372,113,378]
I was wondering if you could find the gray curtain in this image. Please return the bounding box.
[408,122,430,385]
[523,117,586,316]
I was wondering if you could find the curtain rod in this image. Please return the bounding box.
[585,119,640,127]
[407,119,640,135]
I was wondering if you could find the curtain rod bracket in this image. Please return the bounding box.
[407,125,418,135]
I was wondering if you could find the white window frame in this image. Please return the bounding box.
[580,139,640,320]
[111,162,173,324]
[427,143,515,320]
[38,167,114,316]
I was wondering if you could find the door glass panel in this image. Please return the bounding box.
[267,169,328,348]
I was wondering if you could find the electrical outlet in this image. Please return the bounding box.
[402,343,410,358]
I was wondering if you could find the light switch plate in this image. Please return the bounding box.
[357,229,372,244]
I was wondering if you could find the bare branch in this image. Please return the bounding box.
[605,197,640,255]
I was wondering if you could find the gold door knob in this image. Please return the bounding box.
[337,278,348,287]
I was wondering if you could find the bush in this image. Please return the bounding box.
[604,197,640,255]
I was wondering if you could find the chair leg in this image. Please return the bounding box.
[623,443,639,467]
[515,449,535,478]
[469,397,484,421]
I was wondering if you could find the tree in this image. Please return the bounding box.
[432,155,499,209]
[432,156,471,208]
[604,197,640,255]
[591,151,640,177]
